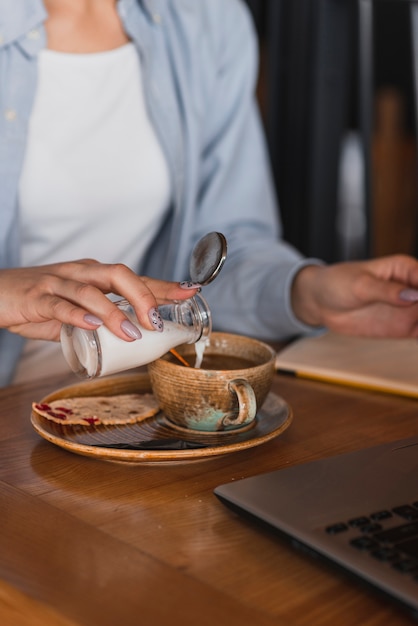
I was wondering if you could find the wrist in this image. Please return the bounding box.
[291,264,325,327]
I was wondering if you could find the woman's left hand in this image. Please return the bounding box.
[291,254,418,338]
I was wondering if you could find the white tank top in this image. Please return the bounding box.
[14,43,171,384]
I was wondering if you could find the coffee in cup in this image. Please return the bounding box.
[147,332,276,432]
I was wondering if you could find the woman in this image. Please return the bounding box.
[1,0,418,387]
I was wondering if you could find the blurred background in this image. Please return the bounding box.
[242,0,418,263]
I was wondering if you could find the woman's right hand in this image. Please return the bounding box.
[0,259,199,342]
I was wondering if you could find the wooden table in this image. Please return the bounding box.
[1,366,418,626]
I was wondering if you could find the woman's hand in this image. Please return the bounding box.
[0,259,199,342]
[291,254,418,338]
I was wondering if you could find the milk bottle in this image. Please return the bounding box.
[60,293,211,378]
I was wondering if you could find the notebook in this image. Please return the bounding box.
[274,332,418,398]
[215,435,418,619]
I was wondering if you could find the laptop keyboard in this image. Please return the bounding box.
[326,502,418,578]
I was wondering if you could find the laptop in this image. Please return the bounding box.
[214,435,418,620]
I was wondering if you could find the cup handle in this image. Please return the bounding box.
[222,378,257,428]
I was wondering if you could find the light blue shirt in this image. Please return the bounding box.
[0,0,318,386]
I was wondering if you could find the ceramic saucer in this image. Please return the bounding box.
[31,373,292,463]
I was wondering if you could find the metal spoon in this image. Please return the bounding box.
[189,231,227,285]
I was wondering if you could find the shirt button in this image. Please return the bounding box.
[152,13,161,24]
[4,109,17,122]
[0,35,4,45]
[27,29,40,40]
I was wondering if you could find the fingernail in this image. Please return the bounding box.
[149,307,164,332]
[84,314,103,326]
[180,281,202,289]
[121,319,142,339]
[399,289,418,302]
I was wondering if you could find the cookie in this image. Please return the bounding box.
[32,393,160,426]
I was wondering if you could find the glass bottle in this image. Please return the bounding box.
[60,293,211,379]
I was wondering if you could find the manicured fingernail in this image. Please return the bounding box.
[180,281,202,289]
[399,289,418,302]
[121,319,142,339]
[149,307,164,332]
[84,314,103,326]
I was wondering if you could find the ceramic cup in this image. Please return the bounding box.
[147,332,276,432]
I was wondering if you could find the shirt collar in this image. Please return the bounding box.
[0,0,46,49]
[118,0,165,24]
[0,0,166,51]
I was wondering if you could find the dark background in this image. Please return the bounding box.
[241,0,417,262]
